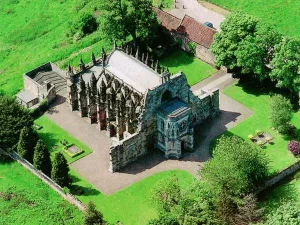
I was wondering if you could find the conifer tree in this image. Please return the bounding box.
[33,140,52,176]
[84,201,104,225]
[51,152,70,187]
[17,126,38,162]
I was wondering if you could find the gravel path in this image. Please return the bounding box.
[167,0,225,31]
[45,72,252,195]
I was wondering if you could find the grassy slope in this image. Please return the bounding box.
[70,169,194,225]
[161,51,217,86]
[34,116,92,163]
[223,83,300,174]
[206,0,300,38]
[0,161,83,225]
[0,0,110,96]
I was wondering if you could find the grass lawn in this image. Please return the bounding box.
[34,116,92,163]
[0,160,83,225]
[205,0,300,38]
[161,50,217,86]
[70,169,194,225]
[222,82,300,174]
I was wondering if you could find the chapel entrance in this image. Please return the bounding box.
[181,140,185,151]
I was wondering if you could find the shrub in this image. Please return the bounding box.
[269,95,292,134]
[248,134,254,140]
[288,140,300,156]
[67,12,98,41]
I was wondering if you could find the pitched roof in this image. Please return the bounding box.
[105,50,161,93]
[153,7,181,31]
[153,7,217,48]
[177,15,217,48]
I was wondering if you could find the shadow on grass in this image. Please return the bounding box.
[37,132,62,155]
[70,184,100,197]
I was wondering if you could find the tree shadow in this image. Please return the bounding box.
[70,184,100,197]
[37,132,62,155]
[161,49,195,68]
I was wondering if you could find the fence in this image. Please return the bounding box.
[1,149,85,211]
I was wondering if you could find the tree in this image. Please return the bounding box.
[33,140,52,176]
[0,95,34,153]
[258,201,300,225]
[84,201,104,225]
[51,152,70,187]
[199,136,268,223]
[270,37,300,100]
[211,12,259,70]
[17,126,38,162]
[100,0,158,44]
[269,94,293,134]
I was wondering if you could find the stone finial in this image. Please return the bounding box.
[91,52,96,65]
[135,46,139,59]
[145,53,149,66]
[151,59,155,69]
[67,64,73,74]
[80,57,85,71]
[155,60,161,73]
[113,40,117,50]
[141,53,145,63]
[125,45,129,54]
[79,74,86,91]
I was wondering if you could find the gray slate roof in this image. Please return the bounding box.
[16,90,37,103]
[159,98,190,117]
[105,50,161,93]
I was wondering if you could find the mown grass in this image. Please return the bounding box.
[161,50,217,85]
[205,0,300,38]
[0,160,83,225]
[70,169,194,225]
[222,83,300,174]
[34,116,92,164]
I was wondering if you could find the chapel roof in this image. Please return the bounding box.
[105,50,161,93]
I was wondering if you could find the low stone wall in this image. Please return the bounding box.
[109,132,148,172]
[2,149,85,211]
[259,161,300,193]
[23,75,42,96]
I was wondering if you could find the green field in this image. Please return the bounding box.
[34,116,92,163]
[0,0,110,96]
[71,169,194,225]
[223,83,300,174]
[206,0,300,38]
[161,51,217,85]
[0,160,83,225]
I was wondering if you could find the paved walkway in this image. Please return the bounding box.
[167,0,225,31]
[45,73,252,195]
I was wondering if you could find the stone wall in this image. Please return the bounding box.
[50,62,67,79]
[23,75,42,97]
[109,132,148,172]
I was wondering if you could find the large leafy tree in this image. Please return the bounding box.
[0,95,34,152]
[200,136,268,197]
[17,126,38,162]
[212,12,281,79]
[100,0,158,44]
[269,94,293,134]
[51,152,70,187]
[211,12,259,70]
[33,140,52,176]
[84,201,104,225]
[270,37,300,98]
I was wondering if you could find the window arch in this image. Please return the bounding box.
[161,90,172,103]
